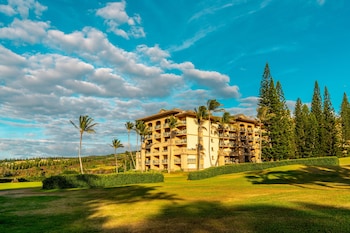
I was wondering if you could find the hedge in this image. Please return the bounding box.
[188,157,339,180]
[42,172,164,189]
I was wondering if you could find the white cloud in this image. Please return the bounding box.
[0,0,47,19]
[189,3,234,22]
[169,27,216,52]
[0,4,16,16]
[0,18,49,44]
[95,1,145,39]
[181,65,240,98]
[137,44,170,63]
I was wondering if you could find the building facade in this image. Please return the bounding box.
[136,109,261,172]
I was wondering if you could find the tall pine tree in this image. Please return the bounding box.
[294,98,304,158]
[340,93,350,156]
[310,81,323,156]
[322,87,339,156]
[257,63,293,161]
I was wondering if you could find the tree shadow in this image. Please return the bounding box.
[245,165,350,188]
[105,201,350,233]
[86,185,182,204]
[3,184,350,232]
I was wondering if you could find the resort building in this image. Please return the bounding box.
[136,109,261,172]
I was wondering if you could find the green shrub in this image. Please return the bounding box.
[42,172,164,190]
[188,157,339,180]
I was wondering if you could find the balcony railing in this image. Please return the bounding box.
[178,120,186,125]
[175,139,187,145]
[153,160,160,165]
[187,158,196,164]
[174,159,181,164]
[177,129,187,135]
[162,159,168,164]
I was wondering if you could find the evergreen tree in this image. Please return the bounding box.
[340,93,350,156]
[306,110,318,158]
[310,81,323,156]
[257,64,293,161]
[257,63,274,161]
[271,81,294,160]
[294,98,304,158]
[259,63,273,109]
[322,87,339,156]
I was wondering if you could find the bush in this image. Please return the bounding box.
[42,172,164,190]
[188,157,339,180]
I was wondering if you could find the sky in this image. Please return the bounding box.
[0,0,349,159]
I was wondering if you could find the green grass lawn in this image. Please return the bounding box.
[1,158,350,233]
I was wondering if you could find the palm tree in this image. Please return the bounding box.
[216,111,231,166]
[135,121,150,171]
[194,106,208,170]
[110,138,124,173]
[167,116,178,173]
[125,121,135,168]
[206,99,223,166]
[70,115,97,174]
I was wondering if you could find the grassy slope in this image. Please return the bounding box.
[1,158,350,233]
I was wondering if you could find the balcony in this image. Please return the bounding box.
[153,160,160,165]
[175,139,187,145]
[177,129,187,135]
[163,132,171,137]
[163,123,169,128]
[145,160,150,165]
[178,120,186,126]
[155,125,161,130]
[187,158,196,164]
[162,159,168,164]
[174,159,181,164]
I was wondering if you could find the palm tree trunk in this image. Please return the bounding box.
[168,135,172,173]
[128,132,136,168]
[208,116,214,167]
[197,127,202,170]
[114,149,118,173]
[78,132,84,174]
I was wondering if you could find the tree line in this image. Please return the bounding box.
[257,63,350,161]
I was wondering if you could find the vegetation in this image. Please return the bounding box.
[206,99,223,166]
[1,158,350,233]
[0,154,134,181]
[188,156,339,180]
[167,116,178,173]
[194,105,208,170]
[257,63,294,161]
[125,121,136,168]
[258,63,349,161]
[70,115,98,174]
[110,139,124,173]
[42,173,164,189]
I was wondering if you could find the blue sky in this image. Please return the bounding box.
[0,0,349,159]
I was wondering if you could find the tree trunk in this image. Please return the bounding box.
[114,149,118,173]
[78,132,84,174]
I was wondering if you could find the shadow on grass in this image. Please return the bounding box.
[87,185,183,204]
[2,185,350,233]
[245,165,350,188]
[124,201,350,233]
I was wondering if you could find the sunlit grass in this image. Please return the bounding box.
[1,158,350,232]
[0,181,42,190]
